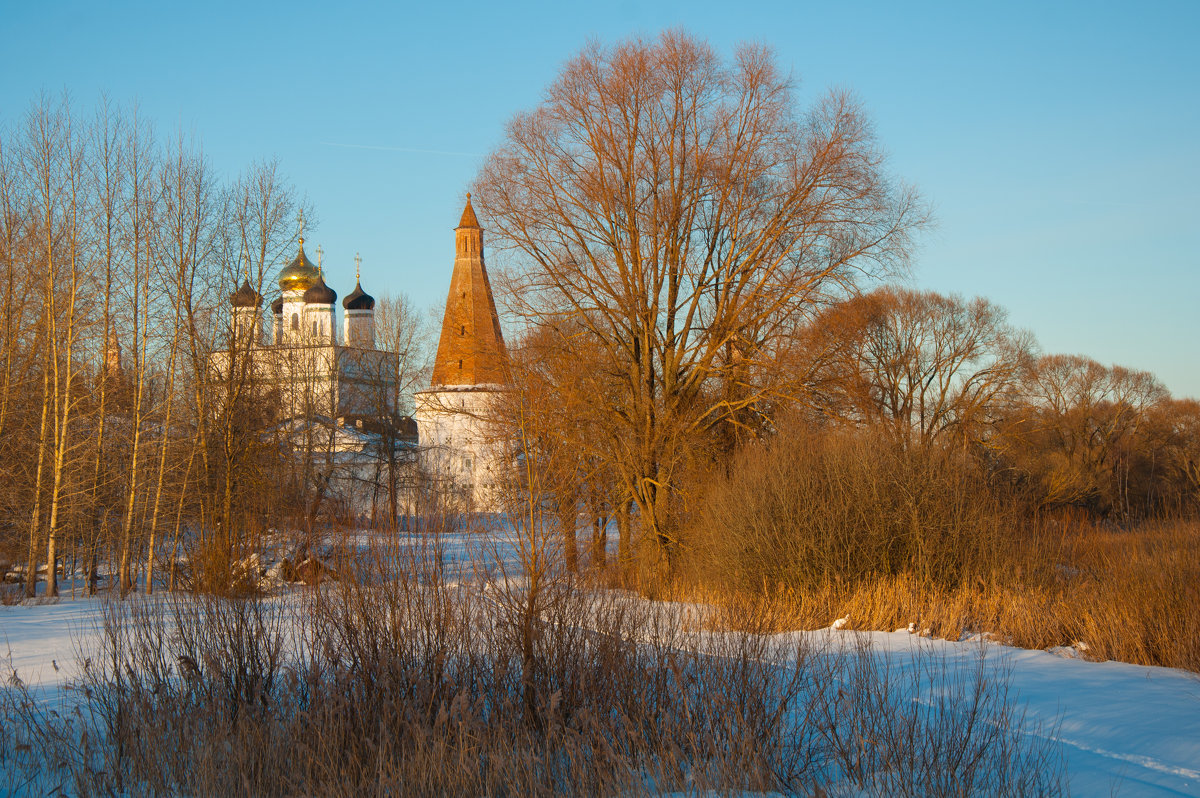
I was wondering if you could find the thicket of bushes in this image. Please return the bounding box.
[684,420,1200,671]
[690,427,1016,592]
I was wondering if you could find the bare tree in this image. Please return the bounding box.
[371,291,429,526]
[475,31,924,567]
[501,322,632,577]
[143,133,214,593]
[197,161,299,586]
[800,286,1033,451]
[30,98,93,598]
[0,96,328,595]
[998,354,1167,515]
[115,108,157,594]
[84,97,125,595]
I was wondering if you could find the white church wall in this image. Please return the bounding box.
[344,309,375,349]
[303,303,336,345]
[414,387,506,513]
[280,289,306,346]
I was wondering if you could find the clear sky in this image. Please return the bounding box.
[3,0,1197,397]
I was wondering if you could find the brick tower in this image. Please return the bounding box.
[415,195,508,511]
[429,194,507,385]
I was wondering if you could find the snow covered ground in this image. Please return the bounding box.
[791,630,1200,797]
[3,595,1197,796]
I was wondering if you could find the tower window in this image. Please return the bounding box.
[291,313,299,330]
[312,320,317,337]
[460,324,465,335]
[458,359,463,369]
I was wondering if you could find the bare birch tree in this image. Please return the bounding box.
[143,134,214,593]
[115,110,157,594]
[29,98,93,597]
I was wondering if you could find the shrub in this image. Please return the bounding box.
[690,424,1017,593]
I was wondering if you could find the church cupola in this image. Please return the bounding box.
[279,236,319,293]
[302,272,337,305]
[343,281,375,310]
[279,214,320,345]
[230,279,261,308]
[229,277,263,347]
[342,252,376,348]
[302,245,337,344]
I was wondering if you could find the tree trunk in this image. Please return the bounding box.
[558,495,577,573]
[615,498,633,584]
[145,320,182,594]
[24,361,51,598]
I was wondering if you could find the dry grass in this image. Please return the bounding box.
[687,425,1200,672]
[0,525,1066,797]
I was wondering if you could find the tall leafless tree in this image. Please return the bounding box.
[475,31,925,567]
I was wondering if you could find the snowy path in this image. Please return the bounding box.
[3,598,1199,796]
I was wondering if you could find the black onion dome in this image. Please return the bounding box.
[270,296,284,314]
[342,280,375,311]
[303,273,337,304]
[230,279,262,308]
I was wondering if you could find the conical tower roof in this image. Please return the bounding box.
[458,192,481,229]
[430,196,506,386]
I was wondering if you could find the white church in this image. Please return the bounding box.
[219,237,397,426]
[214,195,509,515]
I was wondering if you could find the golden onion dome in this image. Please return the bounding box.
[278,238,320,292]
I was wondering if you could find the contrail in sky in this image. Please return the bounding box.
[320,141,483,157]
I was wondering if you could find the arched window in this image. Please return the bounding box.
[458,359,463,369]
[290,313,299,330]
[312,320,318,337]
[460,324,465,335]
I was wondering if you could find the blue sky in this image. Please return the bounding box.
[3,0,1198,397]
